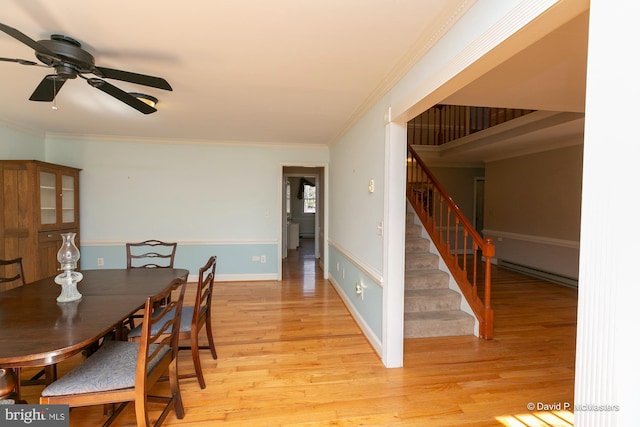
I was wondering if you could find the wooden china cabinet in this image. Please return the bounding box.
[0,160,81,289]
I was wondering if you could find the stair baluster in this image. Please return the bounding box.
[406,145,495,339]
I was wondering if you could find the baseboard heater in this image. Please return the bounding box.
[497,260,578,288]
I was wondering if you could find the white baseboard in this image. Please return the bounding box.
[328,274,383,358]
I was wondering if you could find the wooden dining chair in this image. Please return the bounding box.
[125,240,178,328]
[126,240,177,269]
[0,257,25,290]
[1,257,56,394]
[128,256,218,389]
[40,277,187,427]
[0,368,17,403]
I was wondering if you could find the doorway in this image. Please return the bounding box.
[280,165,327,281]
[474,177,485,235]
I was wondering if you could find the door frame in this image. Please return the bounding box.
[278,164,328,281]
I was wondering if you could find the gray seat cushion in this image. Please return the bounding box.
[128,306,193,339]
[41,341,169,397]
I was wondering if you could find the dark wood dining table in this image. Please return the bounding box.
[0,268,188,370]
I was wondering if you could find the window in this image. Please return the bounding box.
[303,184,316,214]
[286,180,291,220]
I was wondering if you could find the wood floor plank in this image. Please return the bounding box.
[17,238,577,426]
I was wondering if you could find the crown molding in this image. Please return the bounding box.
[331,0,477,145]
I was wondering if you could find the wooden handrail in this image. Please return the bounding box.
[406,145,495,339]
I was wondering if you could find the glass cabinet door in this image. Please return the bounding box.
[39,171,57,225]
[39,169,77,227]
[61,173,76,225]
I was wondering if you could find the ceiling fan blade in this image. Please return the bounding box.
[93,66,172,91]
[87,78,157,114]
[0,22,59,59]
[29,75,66,101]
[0,57,39,66]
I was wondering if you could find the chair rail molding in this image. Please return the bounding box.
[483,229,579,249]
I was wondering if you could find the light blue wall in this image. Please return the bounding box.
[1,122,326,281]
[327,0,553,364]
[80,242,279,281]
[327,97,387,347]
[328,246,383,341]
[41,135,328,280]
[329,100,387,272]
[0,121,46,159]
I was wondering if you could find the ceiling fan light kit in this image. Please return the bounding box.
[129,92,158,108]
[0,22,172,114]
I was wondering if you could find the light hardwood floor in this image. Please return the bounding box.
[20,238,578,426]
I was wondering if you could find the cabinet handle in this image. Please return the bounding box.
[47,234,53,238]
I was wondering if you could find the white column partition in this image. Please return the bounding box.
[575,0,640,425]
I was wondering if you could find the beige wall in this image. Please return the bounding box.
[429,166,485,225]
[485,144,582,240]
[484,144,583,281]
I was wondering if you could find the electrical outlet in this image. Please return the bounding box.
[97,258,104,266]
[260,255,266,263]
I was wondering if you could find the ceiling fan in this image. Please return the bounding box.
[0,22,172,114]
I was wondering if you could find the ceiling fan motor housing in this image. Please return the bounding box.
[35,35,95,78]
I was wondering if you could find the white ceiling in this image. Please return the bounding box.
[0,1,588,149]
[0,0,458,145]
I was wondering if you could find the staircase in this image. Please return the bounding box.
[404,210,475,338]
